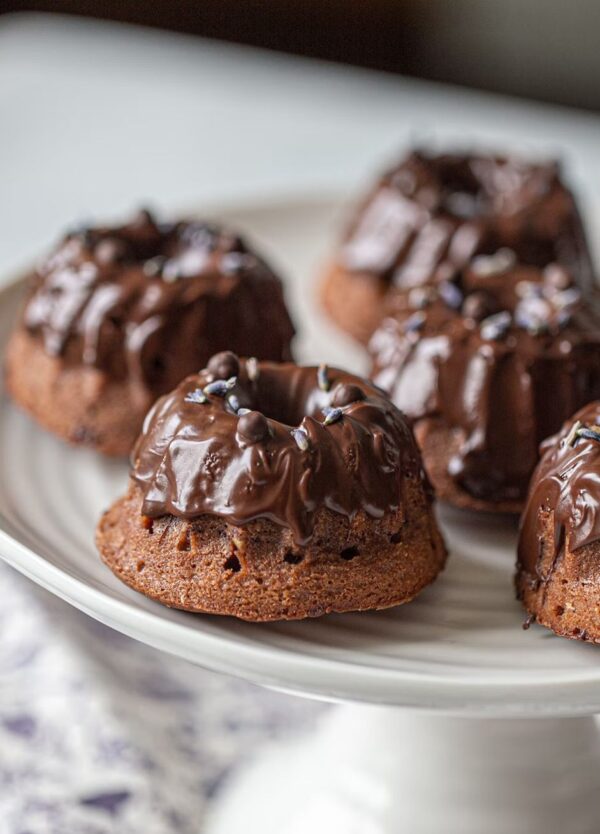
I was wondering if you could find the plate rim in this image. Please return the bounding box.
[3,194,600,716]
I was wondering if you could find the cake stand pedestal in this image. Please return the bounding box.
[206,705,600,834]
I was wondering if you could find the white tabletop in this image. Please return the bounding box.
[2,12,600,277]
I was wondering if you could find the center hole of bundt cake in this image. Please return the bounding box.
[250,381,331,427]
[221,360,334,427]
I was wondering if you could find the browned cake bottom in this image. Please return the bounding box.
[96,482,447,622]
[5,330,149,457]
[320,263,387,346]
[516,509,600,643]
[414,418,524,515]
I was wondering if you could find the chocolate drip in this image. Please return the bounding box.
[22,210,295,404]
[342,151,593,293]
[131,358,426,544]
[519,403,600,574]
[370,262,600,504]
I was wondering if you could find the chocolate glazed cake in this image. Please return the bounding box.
[321,150,593,344]
[5,210,295,456]
[96,353,447,621]
[369,260,600,512]
[517,403,600,642]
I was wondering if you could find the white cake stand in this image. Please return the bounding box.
[2,197,600,833]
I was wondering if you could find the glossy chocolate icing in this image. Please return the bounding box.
[342,150,593,293]
[519,402,600,575]
[370,261,600,504]
[131,355,426,544]
[22,210,294,404]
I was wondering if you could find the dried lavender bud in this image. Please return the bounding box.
[403,311,426,333]
[246,357,259,382]
[544,263,571,290]
[332,383,366,408]
[462,291,495,322]
[556,309,573,330]
[322,406,343,425]
[438,281,463,309]
[553,288,581,309]
[480,311,512,341]
[203,377,237,397]
[227,394,241,413]
[471,248,516,277]
[184,388,208,405]
[291,427,310,451]
[516,280,544,299]
[221,252,255,273]
[408,287,434,310]
[161,260,182,282]
[237,411,270,443]
[565,420,583,447]
[318,364,331,392]
[514,297,552,335]
[143,256,167,277]
[208,351,240,380]
[95,237,127,264]
[576,426,600,444]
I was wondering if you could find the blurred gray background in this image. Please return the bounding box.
[2,0,599,110]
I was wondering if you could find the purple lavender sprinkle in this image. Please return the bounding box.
[480,311,512,341]
[204,376,237,397]
[404,311,426,333]
[438,281,463,309]
[565,419,582,447]
[553,287,581,309]
[228,394,241,413]
[515,295,553,335]
[291,427,310,451]
[322,406,343,425]
[576,426,600,444]
[516,280,543,299]
[143,255,167,277]
[317,363,330,392]
[184,389,208,404]
[471,248,515,277]
[556,309,572,329]
[408,287,433,309]
[246,357,259,381]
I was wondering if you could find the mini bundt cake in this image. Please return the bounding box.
[96,353,447,621]
[369,258,600,512]
[321,150,593,344]
[5,210,294,456]
[517,403,600,641]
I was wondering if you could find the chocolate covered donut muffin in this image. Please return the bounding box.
[321,150,593,344]
[517,403,600,641]
[96,354,447,621]
[370,259,600,512]
[5,210,294,455]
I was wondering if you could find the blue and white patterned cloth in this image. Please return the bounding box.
[0,564,322,833]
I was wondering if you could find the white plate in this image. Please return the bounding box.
[2,195,600,717]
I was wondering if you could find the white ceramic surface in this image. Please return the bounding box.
[2,195,600,717]
[206,705,600,834]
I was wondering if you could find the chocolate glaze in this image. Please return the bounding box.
[519,402,600,575]
[342,150,593,293]
[370,261,600,504]
[131,355,427,544]
[22,210,294,404]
